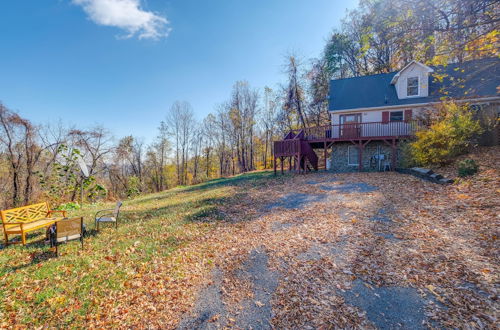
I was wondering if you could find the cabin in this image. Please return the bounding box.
[274,57,500,173]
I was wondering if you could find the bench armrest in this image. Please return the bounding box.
[47,210,67,217]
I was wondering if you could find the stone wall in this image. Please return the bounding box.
[330,141,401,172]
[476,102,499,146]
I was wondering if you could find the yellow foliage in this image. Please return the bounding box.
[410,102,482,166]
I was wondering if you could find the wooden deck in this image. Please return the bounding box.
[274,121,420,173]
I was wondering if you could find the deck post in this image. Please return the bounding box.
[323,141,327,170]
[297,140,302,174]
[274,155,277,175]
[391,138,397,171]
[358,141,364,172]
[281,156,284,174]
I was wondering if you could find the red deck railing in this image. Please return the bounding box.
[288,120,422,141]
[274,139,300,157]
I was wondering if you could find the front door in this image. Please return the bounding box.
[340,114,362,138]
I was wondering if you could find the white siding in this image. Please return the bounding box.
[330,107,427,138]
[395,63,430,99]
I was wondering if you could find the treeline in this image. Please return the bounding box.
[0,0,497,208]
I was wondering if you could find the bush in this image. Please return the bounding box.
[57,202,81,211]
[126,176,141,198]
[409,102,482,166]
[458,159,479,177]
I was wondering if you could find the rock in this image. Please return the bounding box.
[403,167,453,185]
[411,167,434,175]
[429,173,443,180]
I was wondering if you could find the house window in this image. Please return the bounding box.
[348,146,359,166]
[390,111,404,122]
[407,77,419,96]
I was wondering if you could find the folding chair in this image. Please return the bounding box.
[95,201,123,231]
[50,217,84,257]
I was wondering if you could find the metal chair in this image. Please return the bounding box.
[95,201,122,231]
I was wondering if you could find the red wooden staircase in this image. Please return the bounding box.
[274,129,318,173]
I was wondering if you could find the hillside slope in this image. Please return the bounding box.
[0,155,498,328]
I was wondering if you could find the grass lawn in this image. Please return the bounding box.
[0,171,283,327]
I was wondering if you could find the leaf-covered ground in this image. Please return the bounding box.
[1,146,498,328]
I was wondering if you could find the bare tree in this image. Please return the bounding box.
[261,87,278,168]
[283,55,308,129]
[166,101,195,185]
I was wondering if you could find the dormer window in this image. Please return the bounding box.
[391,61,432,99]
[407,77,419,96]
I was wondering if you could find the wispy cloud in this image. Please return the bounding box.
[73,0,170,40]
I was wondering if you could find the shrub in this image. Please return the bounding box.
[458,159,479,177]
[126,176,141,198]
[57,202,81,211]
[409,102,482,166]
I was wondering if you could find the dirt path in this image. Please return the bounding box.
[180,171,498,329]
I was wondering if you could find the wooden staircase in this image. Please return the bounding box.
[299,140,318,171]
[274,129,319,173]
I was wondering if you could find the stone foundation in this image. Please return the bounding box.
[330,141,401,172]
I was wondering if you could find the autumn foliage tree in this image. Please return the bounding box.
[410,102,483,166]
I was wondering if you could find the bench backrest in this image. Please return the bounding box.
[1,202,50,224]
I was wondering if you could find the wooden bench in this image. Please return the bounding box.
[1,202,67,246]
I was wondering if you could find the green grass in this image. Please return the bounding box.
[0,171,282,326]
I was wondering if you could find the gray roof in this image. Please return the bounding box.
[329,57,500,111]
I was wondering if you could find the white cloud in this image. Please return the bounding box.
[73,0,170,40]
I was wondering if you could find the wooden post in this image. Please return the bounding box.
[391,138,397,171]
[280,157,284,174]
[324,141,327,170]
[358,141,364,172]
[297,140,302,173]
[274,155,277,175]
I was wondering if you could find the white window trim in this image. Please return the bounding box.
[347,146,359,166]
[406,76,420,97]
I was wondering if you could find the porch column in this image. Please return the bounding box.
[273,155,277,175]
[281,157,284,174]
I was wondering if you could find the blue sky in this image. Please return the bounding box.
[0,0,357,142]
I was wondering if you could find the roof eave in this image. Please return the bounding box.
[328,96,500,113]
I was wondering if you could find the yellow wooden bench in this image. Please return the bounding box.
[1,202,67,246]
